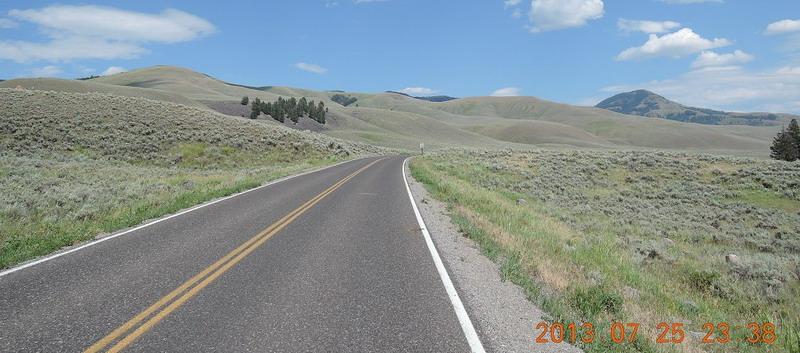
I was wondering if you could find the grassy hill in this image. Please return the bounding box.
[596,89,792,126]
[0,77,204,108]
[1,65,784,155]
[0,88,382,268]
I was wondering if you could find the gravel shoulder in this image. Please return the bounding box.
[405,161,582,353]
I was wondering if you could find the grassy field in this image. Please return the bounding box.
[410,150,799,353]
[0,88,383,269]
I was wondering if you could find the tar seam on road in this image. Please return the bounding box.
[0,157,366,278]
[401,158,487,353]
[85,158,385,353]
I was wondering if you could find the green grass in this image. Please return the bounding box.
[0,88,381,269]
[0,152,340,269]
[733,190,800,212]
[410,151,799,353]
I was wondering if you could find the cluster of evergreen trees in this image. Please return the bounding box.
[242,96,326,124]
[770,119,800,161]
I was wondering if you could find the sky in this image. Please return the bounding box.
[1,0,799,113]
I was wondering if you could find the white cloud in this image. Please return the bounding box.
[9,6,214,43]
[777,66,800,75]
[504,0,522,8]
[660,0,723,3]
[294,62,328,74]
[399,87,439,96]
[616,28,730,61]
[528,0,604,33]
[102,66,127,76]
[691,50,753,69]
[765,19,800,35]
[511,9,523,19]
[0,18,17,29]
[490,87,521,96]
[0,36,146,62]
[0,5,214,63]
[617,19,681,34]
[601,66,800,113]
[29,65,62,77]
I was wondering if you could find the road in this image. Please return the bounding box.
[0,156,482,352]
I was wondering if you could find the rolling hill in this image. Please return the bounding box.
[0,65,784,155]
[596,89,791,126]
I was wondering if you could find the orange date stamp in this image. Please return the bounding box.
[534,321,777,345]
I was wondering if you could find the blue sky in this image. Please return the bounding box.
[1,0,799,113]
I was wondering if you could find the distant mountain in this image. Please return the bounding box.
[596,90,789,126]
[385,91,457,102]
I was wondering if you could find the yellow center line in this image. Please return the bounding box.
[85,157,385,353]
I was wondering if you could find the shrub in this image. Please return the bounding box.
[331,94,357,107]
[570,286,623,319]
[685,269,720,293]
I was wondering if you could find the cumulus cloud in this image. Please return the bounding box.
[691,50,753,69]
[765,19,800,35]
[504,0,522,8]
[490,87,521,96]
[617,19,680,34]
[0,18,17,28]
[399,87,439,96]
[0,5,214,62]
[30,65,62,77]
[528,0,604,33]
[294,62,328,74]
[601,66,800,113]
[616,28,730,61]
[102,66,127,76]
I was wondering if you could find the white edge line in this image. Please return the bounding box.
[402,157,486,353]
[0,157,370,278]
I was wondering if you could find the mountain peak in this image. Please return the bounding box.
[596,90,786,126]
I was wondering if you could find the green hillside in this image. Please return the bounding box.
[3,65,783,155]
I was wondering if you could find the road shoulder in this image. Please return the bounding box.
[405,161,582,353]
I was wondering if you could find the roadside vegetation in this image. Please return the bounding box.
[0,88,380,269]
[411,150,799,353]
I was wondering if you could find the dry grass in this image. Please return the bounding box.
[5,66,779,154]
[0,88,385,269]
[411,150,799,353]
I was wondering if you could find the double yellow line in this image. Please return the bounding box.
[85,158,384,353]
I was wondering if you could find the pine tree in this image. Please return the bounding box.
[262,102,272,117]
[298,97,308,116]
[787,119,800,152]
[770,128,799,161]
[250,98,261,119]
[288,106,299,124]
[317,101,326,124]
[240,96,249,105]
[307,100,316,121]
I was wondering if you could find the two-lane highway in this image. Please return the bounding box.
[0,156,482,352]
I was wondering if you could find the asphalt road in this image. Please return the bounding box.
[0,156,477,352]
